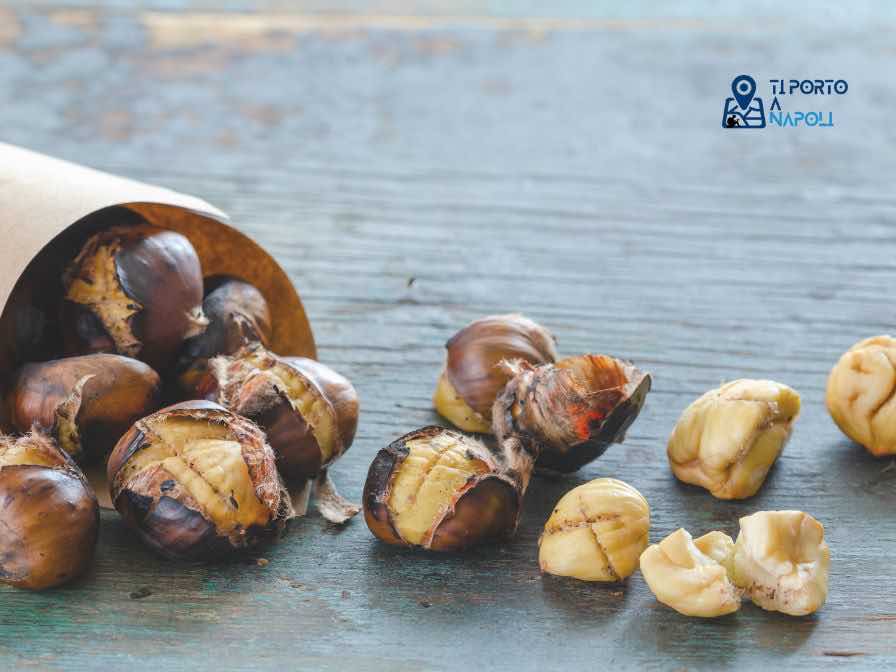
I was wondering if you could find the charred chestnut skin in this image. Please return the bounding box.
[0,433,99,590]
[201,348,359,483]
[177,277,272,394]
[107,400,290,561]
[363,426,527,552]
[62,223,207,372]
[7,354,162,464]
[494,355,651,473]
[435,314,557,432]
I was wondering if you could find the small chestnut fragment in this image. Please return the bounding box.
[732,510,829,616]
[0,432,99,590]
[7,354,161,464]
[177,277,273,394]
[640,528,741,618]
[200,346,360,524]
[363,426,531,551]
[494,354,651,473]
[434,314,557,433]
[62,222,208,371]
[107,400,290,560]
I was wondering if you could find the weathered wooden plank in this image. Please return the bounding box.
[0,3,894,671]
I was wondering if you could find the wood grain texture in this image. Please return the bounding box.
[1,2,895,670]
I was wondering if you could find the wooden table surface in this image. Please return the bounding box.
[1,2,895,670]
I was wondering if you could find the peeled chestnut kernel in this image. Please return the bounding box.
[200,346,360,524]
[640,528,741,618]
[0,432,99,590]
[363,426,532,552]
[732,510,829,616]
[434,314,557,433]
[539,478,650,582]
[62,223,208,371]
[7,354,161,464]
[176,276,273,394]
[667,380,800,500]
[107,400,291,560]
[826,336,896,456]
[494,354,651,473]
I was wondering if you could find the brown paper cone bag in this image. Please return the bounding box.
[0,143,316,504]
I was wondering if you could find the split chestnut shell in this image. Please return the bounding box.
[7,353,161,464]
[494,354,651,472]
[62,221,208,372]
[177,276,273,394]
[197,346,360,524]
[363,426,531,552]
[107,400,290,560]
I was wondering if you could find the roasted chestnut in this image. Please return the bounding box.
[107,400,291,560]
[494,354,651,473]
[176,276,272,394]
[0,431,99,590]
[62,222,208,372]
[199,345,360,524]
[363,426,532,551]
[6,354,161,464]
[433,314,557,433]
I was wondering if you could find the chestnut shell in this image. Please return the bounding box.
[107,400,288,560]
[176,277,272,393]
[0,436,99,590]
[203,349,359,483]
[443,314,556,419]
[62,222,206,372]
[363,426,522,552]
[7,354,161,464]
[494,355,651,473]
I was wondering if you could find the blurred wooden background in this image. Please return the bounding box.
[0,2,894,670]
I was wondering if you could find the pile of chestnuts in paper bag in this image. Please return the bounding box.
[4,220,878,620]
[1,217,359,589]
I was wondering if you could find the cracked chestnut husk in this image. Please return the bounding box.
[62,221,208,372]
[107,400,291,560]
[433,314,557,434]
[0,431,99,590]
[6,354,162,465]
[176,276,273,395]
[493,354,651,473]
[363,425,533,551]
[198,345,360,524]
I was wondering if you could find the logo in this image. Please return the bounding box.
[723,75,848,129]
[723,75,765,128]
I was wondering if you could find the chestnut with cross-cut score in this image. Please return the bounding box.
[62,218,208,372]
[197,345,360,524]
[107,400,291,560]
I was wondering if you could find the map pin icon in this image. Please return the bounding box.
[732,75,757,110]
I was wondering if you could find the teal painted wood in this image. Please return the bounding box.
[0,3,894,670]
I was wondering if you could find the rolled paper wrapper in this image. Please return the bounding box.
[0,143,316,506]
